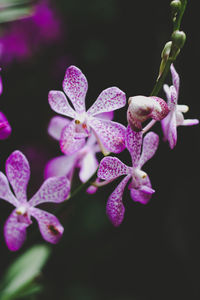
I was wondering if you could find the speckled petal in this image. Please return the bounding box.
[30,207,64,244]
[62,65,87,113]
[164,85,177,110]
[0,111,12,140]
[48,90,76,118]
[44,155,77,179]
[125,125,143,167]
[89,118,126,153]
[164,111,177,149]
[106,175,131,227]
[48,116,70,140]
[29,176,70,207]
[130,175,154,205]
[87,87,126,116]
[138,131,159,168]
[0,172,18,206]
[6,151,30,203]
[60,120,86,155]
[98,157,130,180]
[79,151,98,182]
[170,64,180,95]
[4,209,30,251]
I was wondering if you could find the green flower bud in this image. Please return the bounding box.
[171,30,186,49]
[170,0,182,12]
[161,41,172,59]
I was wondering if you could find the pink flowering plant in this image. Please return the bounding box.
[0,0,199,298]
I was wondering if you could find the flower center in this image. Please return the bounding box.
[131,168,147,189]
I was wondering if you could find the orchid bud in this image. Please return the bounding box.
[127,96,169,131]
[170,0,182,14]
[171,30,186,49]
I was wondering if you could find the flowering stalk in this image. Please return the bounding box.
[58,0,188,204]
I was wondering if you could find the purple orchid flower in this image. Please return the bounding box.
[45,115,101,194]
[0,68,12,139]
[161,64,199,149]
[97,125,159,227]
[48,65,126,155]
[0,150,70,251]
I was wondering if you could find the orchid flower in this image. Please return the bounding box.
[45,115,101,194]
[127,95,169,131]
[0,151,70,251]
[48,65,126,155]
[97,125,159,226]
[161,64,199,149]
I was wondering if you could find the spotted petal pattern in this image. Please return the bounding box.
[98,157,130,180]
[87,87,126,116]
[0,172,18,206]
[170,63,180,95]
[106,175,131,227]
[62,65,87,113]
[6,151,30,203]
[89,118,126,153]
[31,207,64,244]
[139,132,159,168]
[29,176,70,207]
[4,209,30,251]
[130,176,154,205]
[48,90,76,118]
[125,125,142,167]
[60,121,86,155]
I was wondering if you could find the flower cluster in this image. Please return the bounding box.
[0,62,198,251]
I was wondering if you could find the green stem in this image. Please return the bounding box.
[173,0,187,31]
[150,58,173,96]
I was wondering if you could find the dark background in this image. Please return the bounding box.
[0,1,200,299]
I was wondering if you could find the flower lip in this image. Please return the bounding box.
[131,168,147,189]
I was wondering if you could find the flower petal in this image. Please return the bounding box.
[0,111,12,140]
[48,116,70,140]
[138,131,159,168]
[4,209,30,251]
[48,90,76,118]
[170,64,180,95]
[125,125,143,167]
[89,118,126,153]
[98,157,130,180]
[0,172,18,206]
[130,175,154,205]
[30,207,64,244]
[29,176,70,207]
[161,111,177,149]
[62,65,87,113]
[182,119,199,126]
[106,175,131,227]
[87,87,126,116]
[44,155,76,179]
[6,151,30,202]
[60,120,86,155]
[79,151,98,182]
[167,112,177,149]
